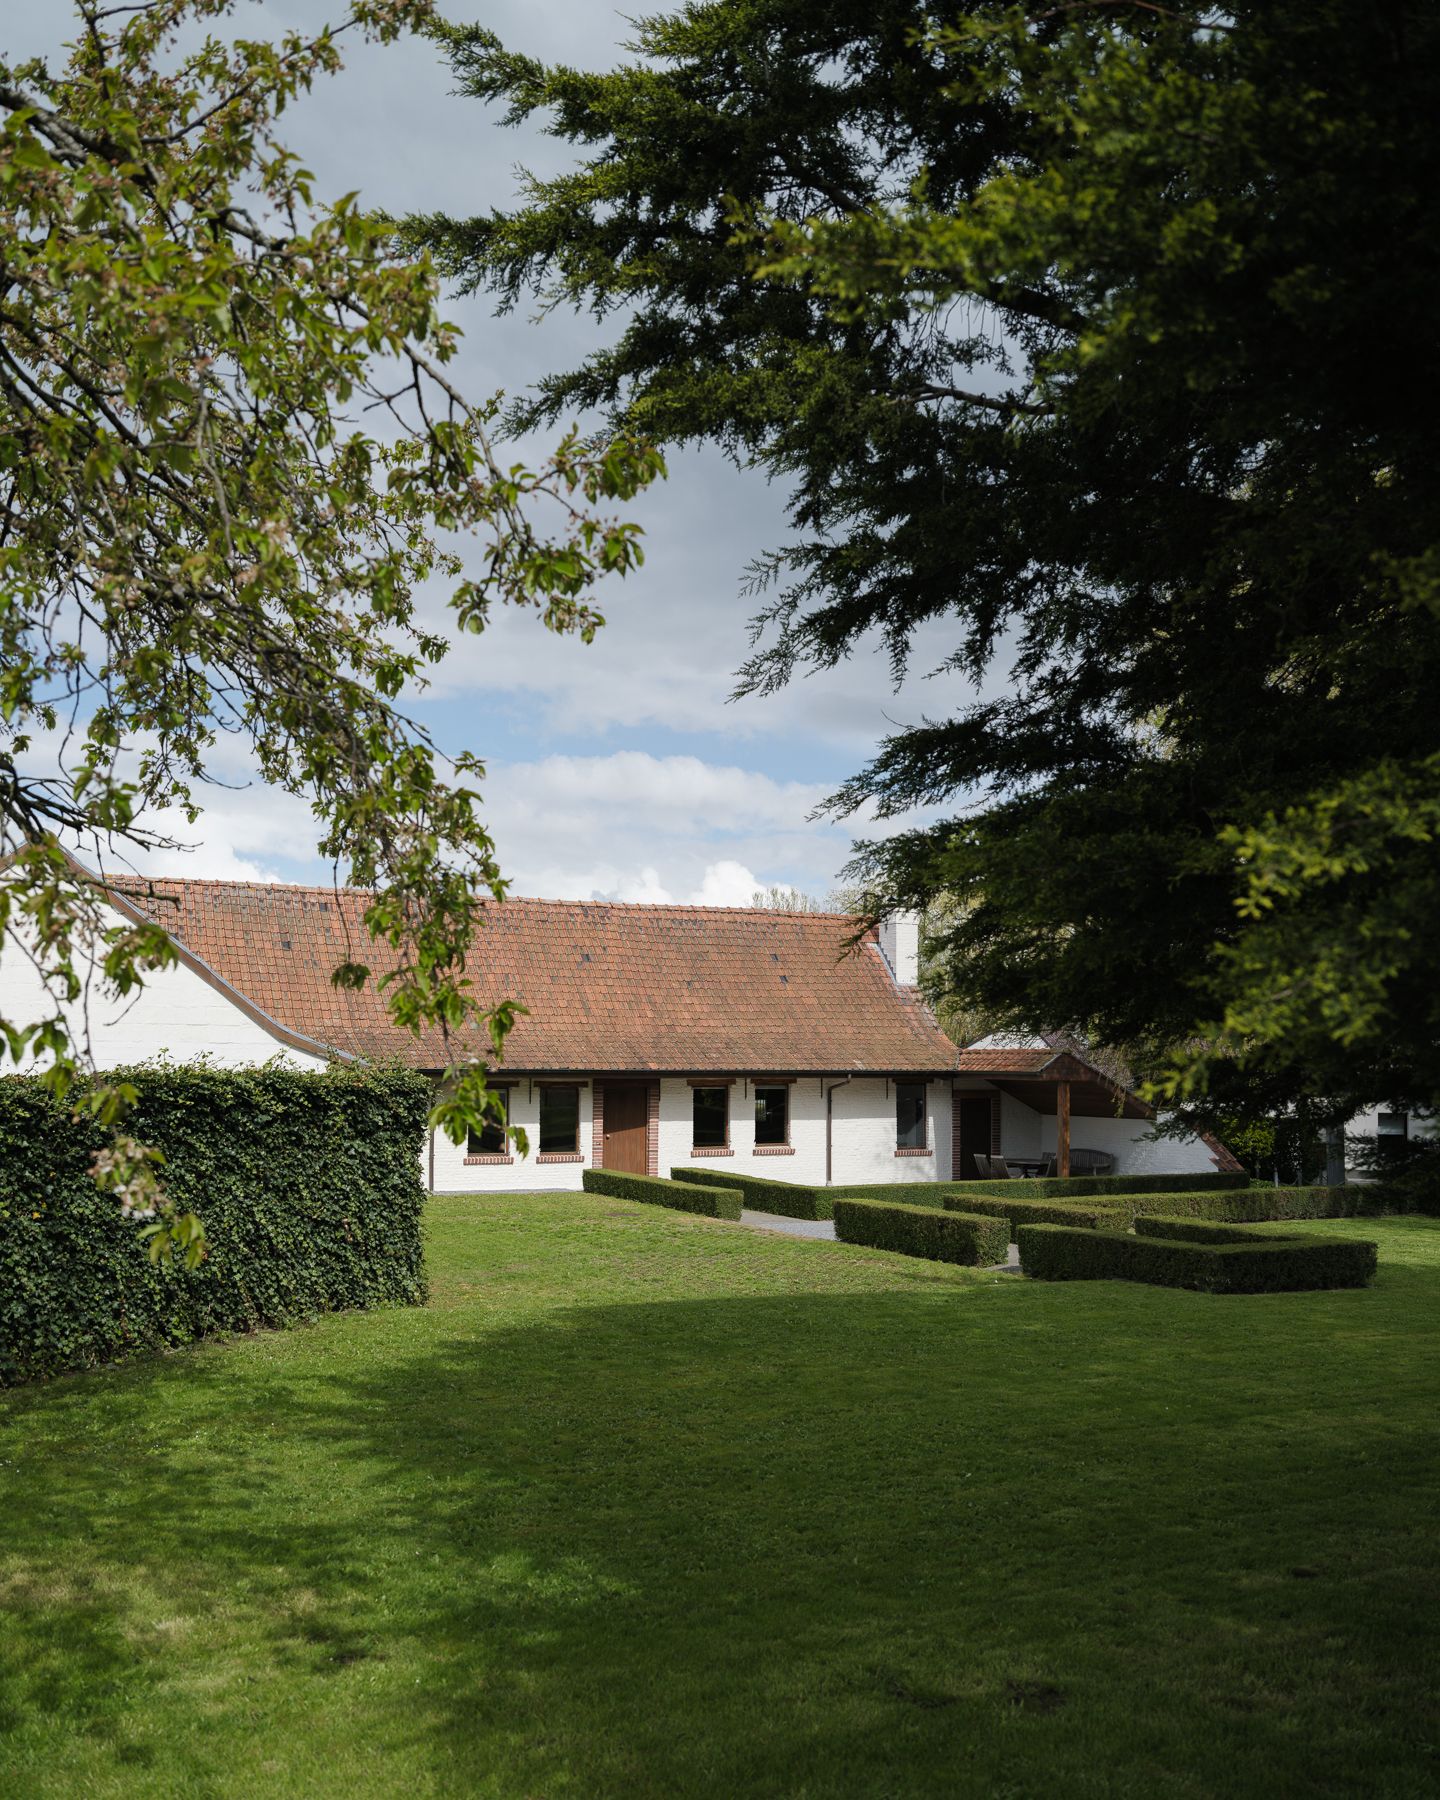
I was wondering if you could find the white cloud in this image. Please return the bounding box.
[499,857,763,906]
[6,723,317,886]
[482,752,845,902]
[409,449,996,756]
[491,749,828,833]
[110,791,308,885]
[689,860,764,906]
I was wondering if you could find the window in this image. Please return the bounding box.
[466,1087,510,1156]
[1378,1111,1409,1138]
[896,1081,927,1151]
[755,1085,789,1146]
[539,1084,580,1155]
[692,1085,729,1148]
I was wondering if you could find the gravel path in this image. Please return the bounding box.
[739,1209,836,1240]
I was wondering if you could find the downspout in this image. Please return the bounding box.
[825,1076,854,1186]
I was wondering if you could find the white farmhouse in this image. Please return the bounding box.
[0,867,1235,1191]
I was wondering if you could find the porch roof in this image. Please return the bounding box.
[954,1048,1154,1120]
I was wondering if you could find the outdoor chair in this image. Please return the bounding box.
[1068,1147,1116,1176]
[1035,1154,1058,1179]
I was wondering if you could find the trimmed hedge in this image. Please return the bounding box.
[582,1168,741,1219]
[1133,1215,1284,1245]
[963,1171,1248,1200]
[1016,1223,1378,1293]
[0,1065,430,1386]
[814,1180,958,1209]
[1092,1185,1366,1227]
[944,1192,1132,1237]
[669,1167,835,1220]
[670,1170,987,1220]
[833,1198,1009,1266]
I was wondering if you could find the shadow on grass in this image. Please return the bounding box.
[2,1259,1440,1796]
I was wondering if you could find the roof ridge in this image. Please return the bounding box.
[105,871,868,921]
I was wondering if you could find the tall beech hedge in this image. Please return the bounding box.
[0,1064,430,1386]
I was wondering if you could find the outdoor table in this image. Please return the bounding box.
[1008,1159,1051,1177]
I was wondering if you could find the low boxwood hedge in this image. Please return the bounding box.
[1097,1185,1365,1227]
[1016,1223,1378,1293]
[816,1180,959,1209]
[963,1171,1248,1200]
[670,1170,986,1220]
[833,1198,1010,1267]
[0,1064,430,1387]
[943,1192,1132,1237]
[583,1168,741,1219]
[669,1167,835,1220]
[1133,1215,1283,1244]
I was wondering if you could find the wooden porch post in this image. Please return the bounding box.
[1057,1080,1071,1178]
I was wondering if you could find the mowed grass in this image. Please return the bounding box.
[1,1198,1438,1799]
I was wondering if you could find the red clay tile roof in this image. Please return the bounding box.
[1201,1130,1247,1174]
[104,876,959,1075]
[954,1048,1055,1074]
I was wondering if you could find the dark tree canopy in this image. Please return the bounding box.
[411,0,1440,1125]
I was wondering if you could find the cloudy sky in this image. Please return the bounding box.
[19,1,988,905]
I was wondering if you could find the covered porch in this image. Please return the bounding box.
[951,1048,1159,1180]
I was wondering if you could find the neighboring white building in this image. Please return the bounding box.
[0,868,1234,1190]
[1345,1101,1435,1180]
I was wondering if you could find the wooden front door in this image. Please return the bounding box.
[602,1081,649,1174]
[956,1098,993,1180]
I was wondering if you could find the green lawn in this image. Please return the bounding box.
[2,1196,1438,1798]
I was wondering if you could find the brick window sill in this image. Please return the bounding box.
[894,1147,932,1158]
[536,1151,584,1164]
[753,1144,796,1155]
[464,1154,513,1166]
[689,1145,734,1157]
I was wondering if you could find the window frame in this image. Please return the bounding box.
[465,1085,513,1161]
[895,1080,929,1155]
[537,1082,582,1159]
[1377,1110,1409,1139]
[691,1083,730,1153]
[753,1083,790,1149]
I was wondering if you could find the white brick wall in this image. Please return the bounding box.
[430,1078,595,1192]
[827,1076,949,1185]
[434,1072,955,1192]
[1033,1109,1216,1176]
[0,901,325,1073]
[1000,1090,1042,1157]
[661,1075,832,1183]
[876,914,920,987]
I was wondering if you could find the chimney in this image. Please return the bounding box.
[877,911,920,987]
